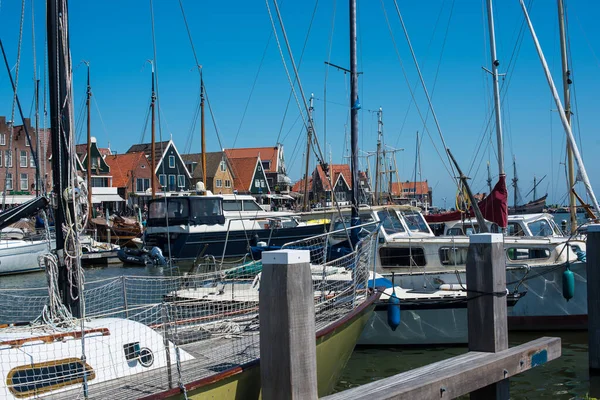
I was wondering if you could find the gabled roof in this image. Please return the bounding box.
[391,181,430,196]
[228,156,260,192]
[292,177,312,193]
[225,147,279,173]
[104,152,159,189]
[127,140,170,164]
[75,143,112,158]
[182,152,227,180]
[315,164,352,191]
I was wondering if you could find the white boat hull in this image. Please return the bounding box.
[0,239,54,275]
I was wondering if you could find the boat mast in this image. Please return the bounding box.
[485,0,505,177]
[303,93,314,211]
[558,0,577,232]
[86,63,92,216]
[150,62,157,198]
[349,0,360,234]
[35,78,41,196]
[520,0,600,215]
[512,156,518,208]
[374,108,382,206]
[201,73,207,192]
[486,161,492,195]
[533,175,537,201]
[47,0,79,316]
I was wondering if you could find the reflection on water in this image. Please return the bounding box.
[337,331,591,399]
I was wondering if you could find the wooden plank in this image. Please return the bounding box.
[588,225,600,370]
[322,336,561,400]
[260,249,318,400]
[466,233,509,399]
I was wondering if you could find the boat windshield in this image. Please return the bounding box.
[527,218,560,236]
[377,210,405,235]
[223,200,242,211]
[148,197,224,226]
[331,213,377,240]
[401,211,430,234]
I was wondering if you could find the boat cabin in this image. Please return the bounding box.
[443,213,563,238]
[146,196,225,227]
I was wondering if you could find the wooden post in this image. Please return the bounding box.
[260,249,318,400]
[588,224,600,370]
[467,233,509,400]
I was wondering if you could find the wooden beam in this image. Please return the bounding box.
[588,224,600,370]
[260,249,318,400]
[466,233,508,399]
[322,337,561,400]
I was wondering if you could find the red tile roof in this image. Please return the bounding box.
[104,152,160,189]
[391,181,430,196]
[225,147,278,173]
[228,157,259,192]
[316,164,352,191]
[292,176,313,193]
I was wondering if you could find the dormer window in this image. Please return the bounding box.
[261,161,270,170]
[220,160,226,172]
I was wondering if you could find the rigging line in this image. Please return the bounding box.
[572,9,600,69]
[379,0,455,184]
[203,84,225,152]
[93,97,112,148]
[233,32,272,148]
[323,0,336,149]
[394,0,452,148]
[270,0,328,168]
[280,112,302,143]
[138,97,152,144]
[392,0,457,182]
[276,0,319,145]
[183,90,201,154]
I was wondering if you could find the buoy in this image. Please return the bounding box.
[562,266,575,301]
[387,291,401,331]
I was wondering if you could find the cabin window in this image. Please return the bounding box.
[507,222,525,237]
[136,178,150,192]
[402,211,430,233]
[6,173,12,190]
[507,248,551,261]
[527,220,554,237]
[225,179,231,188]
[439,247,469,265]
[447,227,464,236]
[220,160,227,171]
[379,246,426,267]
[29,152,35,167]
[223,200,242,211]
[0,133,5,145]
[216,179,222,188]
[7,358,95,398]
[169,155,175,168]
[377,210,405,235]
[149,198,189,220]
[243,200,263,211]
[159,174,166,188]
[5,150,12,167]
[191,198,222,218]
[20,173,28,190]
[177,175,185,188]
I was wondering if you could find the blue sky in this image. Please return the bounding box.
[1,1,599,208]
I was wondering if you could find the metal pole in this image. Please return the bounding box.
[303,94,314,211]
[374,108,382,206]
[486,0,505,176]
[35,79,40,196]
[349,0,360,236]
[558,0,577,233]
[150,64,157,198]
[201,74,207,192]
[86,64,92,217]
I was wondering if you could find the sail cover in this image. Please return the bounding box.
[426,175,508,228]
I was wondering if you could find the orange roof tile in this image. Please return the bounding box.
[104,152,160,189]
[228,157,259,192]
[292,176,313,193]
[391,181,429,196]
[316,164,352,191]
[225,147,278,173]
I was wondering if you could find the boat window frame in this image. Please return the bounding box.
[506,247,552,261]
[400,210,432,234]
[379,245,427,267]
[7,357,96,398]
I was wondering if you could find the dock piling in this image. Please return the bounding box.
[467,233,509,400]
[588,224,600,370]
[260,249,318,400]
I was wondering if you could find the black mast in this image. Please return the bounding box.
[349,0,360,243]
[47,0,79,316]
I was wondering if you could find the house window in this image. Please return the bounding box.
[168,174,176,191]
[216,179,222,188]
[0,133,5,145]
[5,150,12,167]
[159,174,166,188]
[169,155,175,168]
[255,179,260,188]
[261,160,270,170]
[20,173,28,190]
[6,173,12,190]
[20,150,27,167]
[177,175,185,188]
[220,160,226,172]
[0,151,3,167]
[225,179,231,188]
[91,177,109,187]
[29,152,35,167]
[25,138,30,147]
[136,178,150,192]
